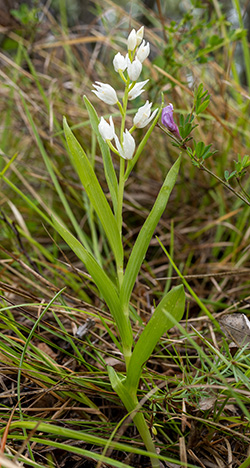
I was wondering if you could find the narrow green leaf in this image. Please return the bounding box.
[196,99,210,114]
[107,366,136,411]
[83,96,118,213]
[126,285,185,392]
[4,422,173,464]
[63,117,123,268]
[52,216,132,348]
[120,156,181,310]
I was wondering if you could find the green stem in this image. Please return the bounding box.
[237,178,250,202]
[115,78,130,288]
[117,157,125,236]
[109,366,160,468]
[115,155,125,290]
[199,162,250,206]
[133,411,160,468]
[123,390,160,467]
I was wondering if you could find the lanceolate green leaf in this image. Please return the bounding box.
[126,284,185,392]
[83,96,118,214]
[52,216,132,348]
[120,156,181,310]
[63,117,123,268]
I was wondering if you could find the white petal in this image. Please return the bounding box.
[137,41,150,63]
[114,131,135,160]
[133,102,158,128]
[92,82,118,105]
[127,58,142,81]
[127,29,137,51]
[122,130,136,159]
[98,116,115,141]
[136,26,144,46]
[113,52,128,72]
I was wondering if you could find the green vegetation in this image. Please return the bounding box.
[1,1,250,467]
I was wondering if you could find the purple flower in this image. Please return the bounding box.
[161,104,181,139]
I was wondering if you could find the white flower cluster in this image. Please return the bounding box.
[92,27,158,160]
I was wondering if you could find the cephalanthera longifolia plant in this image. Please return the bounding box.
[53,27,185,467]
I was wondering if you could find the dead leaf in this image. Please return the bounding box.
[219,313,250,347]
[37,342,57,360]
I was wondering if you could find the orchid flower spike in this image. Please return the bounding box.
[133,101,158,128]
[98,116,116,141]
[92,82,118,105]
[114,131,135,160]
[161,104,181,139]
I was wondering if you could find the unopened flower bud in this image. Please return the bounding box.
[133,101,158,128]
[92,82,118,105]
[136,26,144,46]
[161,104,181,139]
[98,116,115,141]
[113,52,128,72]
[127,29,137,51]
[127,58,142,81]
[137,40,150,63]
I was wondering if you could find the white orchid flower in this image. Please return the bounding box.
[137,40,150,63]
[128,80,149,100]
[114,130,135,160]
[113,52,128,72]
[127,57,142,81]
[98,116,115,141]
[92,82,118,105]
[133,101,158,128]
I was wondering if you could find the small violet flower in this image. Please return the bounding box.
[98,116,115,141]
[113,52,128,73]
[133,101,158,128]
[114,130,135,160]
[136,40,150,63]
[161,103,181,139]
[127,57,142,81]
[92,82,118,105]
[128,80,149,100]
